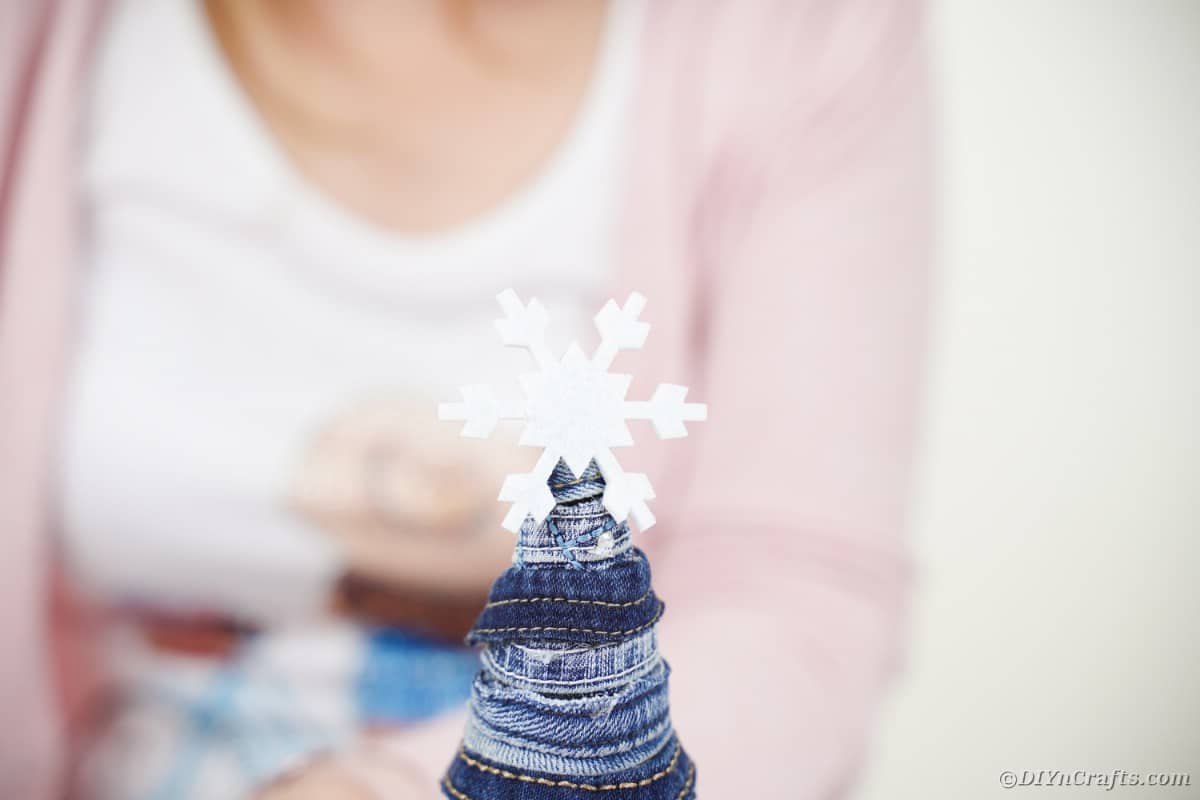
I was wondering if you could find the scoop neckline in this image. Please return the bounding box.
[187,0,641,263]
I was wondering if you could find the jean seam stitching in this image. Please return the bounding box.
[674,762,696,800]
[472,604,663,637]
[442,776,473,800]
[484,588,653,610]
[452,741,680,791]
[549,518,587,570]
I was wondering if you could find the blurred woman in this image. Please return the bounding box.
[0,1,931,797]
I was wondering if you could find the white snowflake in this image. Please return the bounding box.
[439,289,707,533]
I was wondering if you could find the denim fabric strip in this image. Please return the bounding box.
[463,665,674,775]
[468,552,663,647]
[445,734,695,800]
[443,460,696,799]
[481,629,660,695]
[513,503,634,567]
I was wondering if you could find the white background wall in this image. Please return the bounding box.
[858,2,1199,798]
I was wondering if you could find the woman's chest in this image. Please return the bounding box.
[57,205,607,612]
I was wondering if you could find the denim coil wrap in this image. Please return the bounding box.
[442,461,697,800]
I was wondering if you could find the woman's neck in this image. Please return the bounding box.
[204,0,609,232]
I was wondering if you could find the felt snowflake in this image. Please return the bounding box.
[439,290,707,533]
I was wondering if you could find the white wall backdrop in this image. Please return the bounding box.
[858,2,1199,798]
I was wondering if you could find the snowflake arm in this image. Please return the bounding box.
[495,288,555,370]
[437,384,525,439]
[591,292,649,370]
[497,449,560,533]
[624,384,708,439]
[593,447,657,531]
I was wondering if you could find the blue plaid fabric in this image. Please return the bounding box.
[108,626,478,800]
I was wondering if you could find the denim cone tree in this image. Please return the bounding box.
[438,291,705,800]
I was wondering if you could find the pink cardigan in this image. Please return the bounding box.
[0,1,932,797]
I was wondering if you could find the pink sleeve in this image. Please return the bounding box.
[1,3,105,798]
[651,3,933,796]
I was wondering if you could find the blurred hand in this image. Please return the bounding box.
[291,395,522,602]
[255,759,377,800]
[255,743,444,800]
[255,753,430,800]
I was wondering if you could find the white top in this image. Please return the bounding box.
[60,0,643,623]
